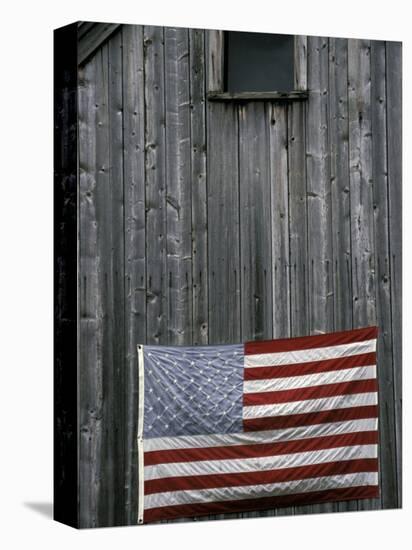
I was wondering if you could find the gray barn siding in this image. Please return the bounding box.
[78,27,402,527]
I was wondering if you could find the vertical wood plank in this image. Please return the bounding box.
[122,24,146,525]
[348,39,376,332]
[386,40,402,507]
[207,30,224,93]
[348,38,378,511]
[79,37,126,527]
[370,40,397,510]
[190,29,209,345]
[329,38,353,333]
[207,102,241,344]
[78,53,102,529]
[306,36,333,338]
[288,101,308,338]
[164,27,193,345]
[239,101,272,343]
[144,26,167,345]
[294,35,307,91]
[306,35,334,514]
[103,31,126,527]
[270,104,290,339]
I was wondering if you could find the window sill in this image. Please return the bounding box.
[207,90,308,101]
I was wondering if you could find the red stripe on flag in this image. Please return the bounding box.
[144,430,378,467]
[244,353,376,381]
[244,326,378,355]
[243,405,378,431]
[243,379,378,406]
[143,485,380,523]
[144,458,378,495]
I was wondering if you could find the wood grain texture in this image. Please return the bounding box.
[103,31,126,527]
[306,36,333,338]
[207,30,224,93]
[294,35,308,91]
[288,100,309,338]
[190,29,209,346]
[164,27,193,345]
[79,38,127,527]
[74,27,402,527]
[207,100,241,345]
[239,101,272,342]
[386,41,402,507]
[144,26,167,346]
[270,104,290,339]
[122,24,146,524]
[78,48,104,528]
[78,22,121,66]
[348,39,376,331]
[329,38,353,333]
[208,91,308,101]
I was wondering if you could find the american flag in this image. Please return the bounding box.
[137,326,379,523]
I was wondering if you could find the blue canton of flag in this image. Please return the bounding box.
[143,345,244,438]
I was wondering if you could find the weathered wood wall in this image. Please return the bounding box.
[77,25,402,527]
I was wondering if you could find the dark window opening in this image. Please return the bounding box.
[225,31,295,93]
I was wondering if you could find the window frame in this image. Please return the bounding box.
[207,30,308,101]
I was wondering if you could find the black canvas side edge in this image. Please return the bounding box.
[54,22,79,528]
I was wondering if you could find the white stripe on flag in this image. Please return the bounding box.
[144,443,378,481]
[144,417,378,452]
[144,472,379,510]
[244,339,376,368]
[243,365,377,394]
[242,392,378,419]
